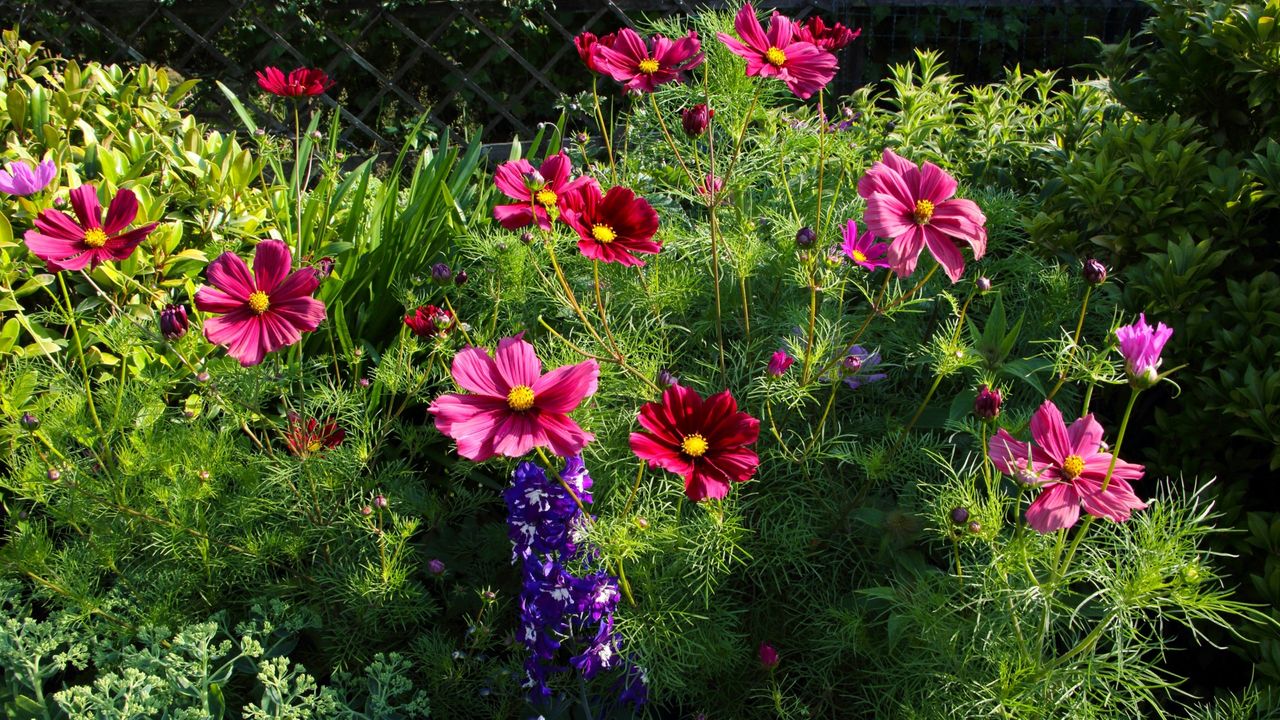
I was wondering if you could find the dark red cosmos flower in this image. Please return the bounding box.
[562,181,661,267]
[575,31,618,74]
[629,385,760,502]
[404,304,455,339]
[794,16,861,51]
[593,28,704,94]
[284,412,345,457]
[255,67,334,97]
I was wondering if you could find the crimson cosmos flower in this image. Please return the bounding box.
[767,350,794,378]
[23,185,157,272]
[575,31,618,74]
[857,149,987,283]
[989,400,1146,533]
[716,4,837,100]
[255,66,334,97]
[429,336,599,461]
[593,28,704,94]
[404,304,455,339]
[562,182,661,266]
[493,152,592,231]
[283,412,345,457]
[193,240,326,367]
[629,385,760,502]
[682,103,714,137]
[794,16,861,51]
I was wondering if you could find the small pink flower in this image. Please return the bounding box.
[428,336,599,461]
[858,149,987,283]
[988,400,1146,533]
[840,219,890,271]
[23,185,157,272]
[593,28,704,94]
[1115,313,1172,389]
[697,174,727,204]
[758,641,779,669]
[767,350,794,377]
[716,4,837,100]
[194,240,326,367]
[492,152,593,231]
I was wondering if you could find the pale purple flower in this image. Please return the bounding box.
[0,159,55,196]
[1115,313,1172,389]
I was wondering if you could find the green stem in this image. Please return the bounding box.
[591,77,616,184]
[1047,285,1092,401]
[58,273,103,434]
[801,91,827,385]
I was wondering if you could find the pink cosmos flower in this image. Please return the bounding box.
[857,149,987,283]
[194,240,327,367]
[429,336,599,461]
[767,350,794,377]
[492,152,593,231]
[1115,313,1173,389]
[593,28,704,94]
[698,174,727,204]
[23,185,157,272]
[840,219,890,271]
[0,159,56,196]
[255,67,334,97]
[716,4,838,100]
[988,400,1146,533]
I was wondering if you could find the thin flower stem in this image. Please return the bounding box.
[703,103,727,378]
[763,397,799,461]
[1047,285,1092,401]
[592,261,624,356]
[619,461,646,521]
[293,102,304,260]
[803,379,840,455]
[58,273,103,434]
[899,371,944,441]
[1053,387,1140,580]
[953,534,963,579]
[442,296,473,346]
[723,85,761,182]
[1080,381,1096,416]
[739,274,752,341]
[590,78,617,184]
[800,92,828,384]
[649,92,696,188]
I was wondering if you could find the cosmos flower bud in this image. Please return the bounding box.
[795,226,816,248]
[1082,258,1107,286]
[521,170,546,190]
[429,558,446,575]
[520,231,534,245]
[656,368,679,388]
[454,270,469,286]
[315,257,335,280]
[359,377,370,388]
[432,263,452,284]
[47,468,61,481]
[973,385,1002,421]
[967,520,982,534]
[758,641,779,670]
[198,469,210,481]
[949,506,969,525]
[682,103,714,137]
[976,276,992,293]
[19,412,39,432]
[361,505,373,516]
[575,131,591,144]
[159,304,189,340]
[374,494,388,509]
[196,371,211,383]
[767,350,794,378]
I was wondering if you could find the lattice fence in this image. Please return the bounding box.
[1,0,1148,151]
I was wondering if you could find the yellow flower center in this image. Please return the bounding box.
[535,188,558,208]
[913,199,935,224]
[681,433,709,458]
[591,224,616,243]
[507,384,536,411]
[83,228,108,248]
[247,291,270,314]
[307,439,322,453]
[637,58,660,74]
[1061,454,1085,481]
[851,250,867,263]
[765,47,787,67]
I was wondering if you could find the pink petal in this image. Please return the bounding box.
[540,411,594,457]
[716,32,757,63]
[102,188,140,236]
[1067,414,1105,457]
[270,267,321,301]
[206,251,256,298]
[494,159,535,201]
[988,428,1030,476]
[102,224,155,261]
[540,152,573,190]
[257,311,304,356]
[494,336,541,389]
[268,296,326,334]
[194,285,246,314]
[494,203,538,231]
[884,225,925,278]
[23,230,83,262]
[916,162,958,204]
[252,240,293,293]
[491,411,547,457]
[532,359,600,413]
[922,227,966,283]
[1030,400,1071,463]
[1075,476,1146,523]
[629,432,690,475]
[429,393,508,462]
[1025,483,1081,533]
[732,3,769,52]
[68,186,102,229]
[47,249,98,272]
[34,208,86,241]
[451,346,508,397]
[1080,453,1145,484]
[765,12,794,48]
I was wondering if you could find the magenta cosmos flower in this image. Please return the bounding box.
[794,16,860,51]
[840,219,890,271]
[23,185,157,272]
[562,182,661,266]
[255,67,334,97]
[429,336,599,461]
[194,240,326,367]
[1115,313,1173,389]
[988,400,1146,533]
[716,4,837,100]
[492,152,592,231]
[767,350,794,377]
[593,28,704,94]
[0,159,55,196]
[858,149,987,283]
[575,31,618,74]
